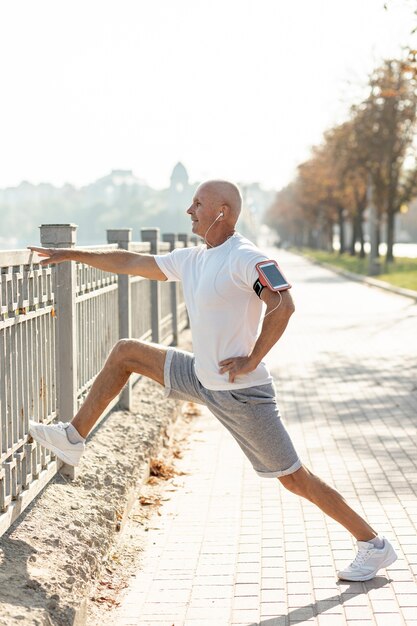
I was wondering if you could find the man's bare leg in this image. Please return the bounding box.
[71,339,168,438]
[71,342,375,541]
[279,466,377,541]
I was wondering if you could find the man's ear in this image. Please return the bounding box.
[220,204,228,218]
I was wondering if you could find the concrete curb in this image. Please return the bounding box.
[70,459,153,626]
[294,251,417,301]
[69,381,186,626]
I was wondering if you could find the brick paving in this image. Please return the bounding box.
[114,250,417,626]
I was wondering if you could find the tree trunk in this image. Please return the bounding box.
[350,212,358,256]
[376,215,381,258]
[350,190,359,256]
[338,206,346,254]
[358,215,366,258]
[386,209,395,263]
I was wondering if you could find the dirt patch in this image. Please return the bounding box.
[0,333,195,626]
[86,401,201,625]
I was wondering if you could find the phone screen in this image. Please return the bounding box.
[261,263,289,288]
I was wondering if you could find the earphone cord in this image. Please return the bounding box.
[264,290,283,318]
[203,214,222,248]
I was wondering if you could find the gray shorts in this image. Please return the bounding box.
[164,348,302,478]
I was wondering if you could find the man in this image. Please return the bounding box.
[29,180,397,582]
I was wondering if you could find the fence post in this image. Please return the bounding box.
[39,224,77,478]
[141,228,160,343]
[107,228,132,409]
[162,233,178,345]
[178,234,189,247]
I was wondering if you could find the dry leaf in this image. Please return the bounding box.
[183,402,201,416]
[139,495,161,506]
[149,458,177,479]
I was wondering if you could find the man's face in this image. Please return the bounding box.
[187,185,221,237]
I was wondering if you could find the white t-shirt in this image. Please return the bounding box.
[154,233,273,390]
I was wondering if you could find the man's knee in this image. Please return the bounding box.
[108,339,167,385]
[278,465,313,498]
[109,339,145,368]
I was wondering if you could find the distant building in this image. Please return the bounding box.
[169,162,194,214]
[170,162,189,192]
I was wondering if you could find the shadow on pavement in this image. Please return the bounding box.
[275,352,417,474]
[251,576,391,626]
[272,351,417,426]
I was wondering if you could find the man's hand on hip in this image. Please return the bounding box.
[219,356,257,383]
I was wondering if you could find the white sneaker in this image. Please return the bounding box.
[337,537,398,581]
[29,420,85,466]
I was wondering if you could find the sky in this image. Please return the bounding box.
[0,0,415,191]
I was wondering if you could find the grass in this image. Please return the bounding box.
[297,248,417,292]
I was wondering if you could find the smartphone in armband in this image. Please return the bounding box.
[253,260,291,298]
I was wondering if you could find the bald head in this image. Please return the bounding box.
[197,180,242,225]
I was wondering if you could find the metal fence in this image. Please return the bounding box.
[0,224,195,537]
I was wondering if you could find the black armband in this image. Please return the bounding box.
[253,278,265,298]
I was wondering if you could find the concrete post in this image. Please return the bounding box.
[107,228,132,409]
[40,224,77,479]
[141,228,160,343]
[162,233,179,345]
[178,234,190,247]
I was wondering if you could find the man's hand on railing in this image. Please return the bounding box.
[28,246,73,265]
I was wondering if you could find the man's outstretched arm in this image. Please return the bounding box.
[27,246,167,281]
[219,289,295,383]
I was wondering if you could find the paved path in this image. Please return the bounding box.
[115,250,417,626]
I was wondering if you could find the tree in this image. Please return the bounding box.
[267,52,417,263]
[265,183,306,247]
[322,122,368,256]
[353,56,417,262]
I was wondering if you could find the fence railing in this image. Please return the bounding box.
[0,224,196,537]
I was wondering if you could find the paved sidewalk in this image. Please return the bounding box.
[115,250,417,626]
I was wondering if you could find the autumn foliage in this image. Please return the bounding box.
[266,53,417,262]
